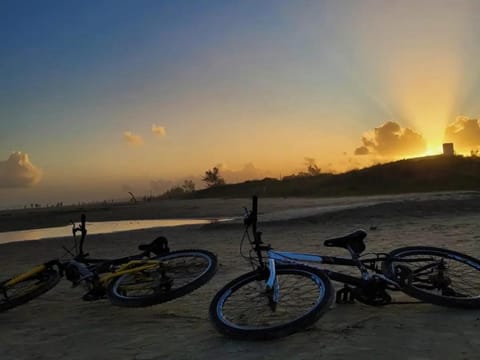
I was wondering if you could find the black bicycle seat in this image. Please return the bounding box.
[138,236,170,255]
[323,230,367,254]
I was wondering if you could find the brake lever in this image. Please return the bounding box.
[243,207,253,225]
[71,220,80,234]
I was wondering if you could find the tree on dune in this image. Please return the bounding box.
[202,167,226,187]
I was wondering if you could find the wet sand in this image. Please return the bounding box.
[2,191,480,359]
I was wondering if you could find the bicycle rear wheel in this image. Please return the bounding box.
[107,249,217,307]
[0,267,61,312]
[382,246,480,308]
[209,264,334,340]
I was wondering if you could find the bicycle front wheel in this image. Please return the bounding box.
[382,246,480,308]
[0,267,61,312]
[107,249,217,307]
[209,264,334,340]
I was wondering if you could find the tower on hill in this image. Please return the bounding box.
[443,143,454,156]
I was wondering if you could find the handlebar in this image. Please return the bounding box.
[72,214,87,257]
[245,196,270,257]
[251,195,258,241]
[252,195,257,216]
[244,195,258,228]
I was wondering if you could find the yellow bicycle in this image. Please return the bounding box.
[1,215,217,312]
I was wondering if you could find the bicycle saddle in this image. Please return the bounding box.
[323,230,367,254]
[138,236,170,255]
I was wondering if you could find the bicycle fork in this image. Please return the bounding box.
[265,259,280,311]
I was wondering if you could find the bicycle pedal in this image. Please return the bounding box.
[336,286,355,304]
[82,289,106,301]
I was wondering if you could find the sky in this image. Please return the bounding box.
[2,0,480,208]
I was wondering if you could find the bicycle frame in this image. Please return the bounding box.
[264,249,397,291]
[242,196,409,302]
[2,216,165,296]
[3,264,48,287]
[97,259,162,286]
[243,196,457,307]
[2,258,63,289]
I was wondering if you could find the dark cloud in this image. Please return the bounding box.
[354,121,426,157]
[0,152,42,188]
[444,117,480,151]
[354,146,369,155]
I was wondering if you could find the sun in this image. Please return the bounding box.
[411,144,443,158]
[423,147,437,156]
[428,143,446,156]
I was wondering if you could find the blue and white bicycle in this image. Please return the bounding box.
[209,196,480,340]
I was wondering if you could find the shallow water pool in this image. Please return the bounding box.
[0,219,218,244]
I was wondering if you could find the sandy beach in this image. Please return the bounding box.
[2,191,480,359]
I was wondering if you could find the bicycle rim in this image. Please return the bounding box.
[383,246,480,308]
[0,269,61,312]
[108,249,217,306]
[210,264,333,340]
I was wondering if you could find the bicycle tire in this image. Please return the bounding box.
[0,268,61,312]
[209,264,334,340]
[382,246,480,308]
[107,249,217,307]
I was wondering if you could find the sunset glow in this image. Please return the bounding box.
[2,1,480,207]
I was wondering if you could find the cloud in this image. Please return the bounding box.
[150,179,174,194]
[354,146,369,155]
[216,163,274,183]
[444,117,480,151]
[152,124,166,137]
[354,121,426,157]
[124,131,144,146]
[0,152,42,188]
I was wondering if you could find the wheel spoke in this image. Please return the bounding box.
[387,248,480,304]
[108,250,216,306]
[215,266,329,330]
[0,270,60,312]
